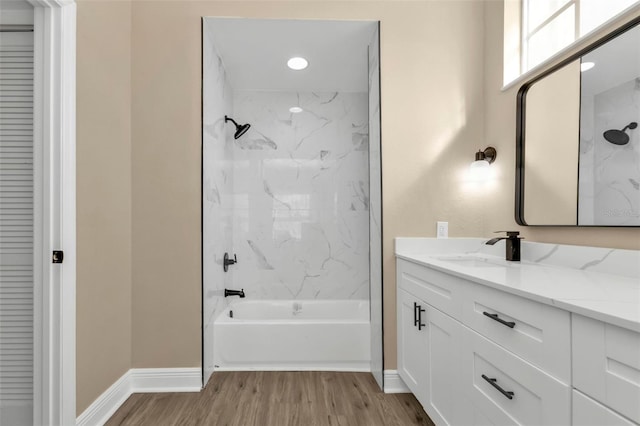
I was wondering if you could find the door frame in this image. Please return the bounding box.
[28,0,76,424]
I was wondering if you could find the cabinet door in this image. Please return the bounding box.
[572,314,640,423]
[397,288,428,403]
[424,306,464,426]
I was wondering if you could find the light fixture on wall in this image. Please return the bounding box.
[289,106,303,113]
[469,146,496,182]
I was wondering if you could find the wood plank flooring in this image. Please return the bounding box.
[106,371,434,426]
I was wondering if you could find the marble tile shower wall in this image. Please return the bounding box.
[230,91,370,300]
[202,27,234,383]
[579,77,640,225]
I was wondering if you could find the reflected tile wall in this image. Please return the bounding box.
[231,90,370,300]
[579,78,640,225]
[202,23,234,385]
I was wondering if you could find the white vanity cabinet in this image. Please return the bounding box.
[395,238,640,426]
[397,258,573,426]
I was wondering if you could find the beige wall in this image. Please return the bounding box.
[483,0,640,249]
[75,0,640,414]
[76,0,133,414]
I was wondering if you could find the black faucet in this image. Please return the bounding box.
[485,231,522,261]
[224,288,245,298]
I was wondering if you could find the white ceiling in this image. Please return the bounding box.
[205,18,377,93]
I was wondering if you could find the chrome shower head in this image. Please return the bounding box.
[225,115,251,139]
[603,122,637,145]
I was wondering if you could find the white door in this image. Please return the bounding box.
[0,28,34,426]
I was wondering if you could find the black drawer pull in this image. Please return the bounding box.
[482,374,514,400]
[418,305,426,330]
[483,311,515,328]
[414,302,419,327]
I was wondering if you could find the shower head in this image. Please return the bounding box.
[603,122,637,145]
[225,115,251,139]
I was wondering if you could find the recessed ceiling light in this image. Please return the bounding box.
[287,57,308,70]
[581,61,595,72]
[289,106,303,113]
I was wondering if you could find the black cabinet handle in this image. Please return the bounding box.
[482,375,514,400]
[412,302,426,330]
[418,305,426,330]
[483,311,515,329]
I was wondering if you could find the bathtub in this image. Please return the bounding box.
[213,300,371,371]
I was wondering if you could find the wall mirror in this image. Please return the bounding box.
[516,16,640,226]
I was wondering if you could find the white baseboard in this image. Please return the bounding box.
[76,372,131,426]
[130,368,201,393]
[383,370,411,394]
[76,368,201,426]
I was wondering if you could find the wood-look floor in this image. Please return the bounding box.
[106,371,434,426]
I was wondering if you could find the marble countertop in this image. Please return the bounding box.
[395,238,640,333]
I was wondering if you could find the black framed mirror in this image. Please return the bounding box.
[516,15,640,226]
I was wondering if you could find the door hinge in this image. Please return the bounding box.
[52,250,64,264]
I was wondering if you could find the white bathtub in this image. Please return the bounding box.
[213,300,371,371]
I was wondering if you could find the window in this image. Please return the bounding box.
[504,0,639,85]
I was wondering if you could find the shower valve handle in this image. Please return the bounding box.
[223,252,237,272]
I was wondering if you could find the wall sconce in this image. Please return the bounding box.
[469,146,496,182]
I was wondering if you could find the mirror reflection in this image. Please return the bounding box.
[517,18,640,226]
[578,24,640,225]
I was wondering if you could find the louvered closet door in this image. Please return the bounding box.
[0,30,34,426]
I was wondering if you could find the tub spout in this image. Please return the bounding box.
[224,288,245,298]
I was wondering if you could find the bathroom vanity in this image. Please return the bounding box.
[395,238,640,426]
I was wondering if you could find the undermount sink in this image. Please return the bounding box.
[432,255,505,268]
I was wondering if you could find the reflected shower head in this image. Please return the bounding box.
[225,115,251,139]
[603,122,637,145]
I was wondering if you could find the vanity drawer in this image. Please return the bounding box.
[461,282,571,383]
[572,314,640,424]
[572,390,638,426]
[460,325,570,426]
[397,259,466,320]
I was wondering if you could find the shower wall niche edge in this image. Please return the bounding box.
[202,22,234,385]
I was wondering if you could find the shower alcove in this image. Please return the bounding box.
[201,18,382,389]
